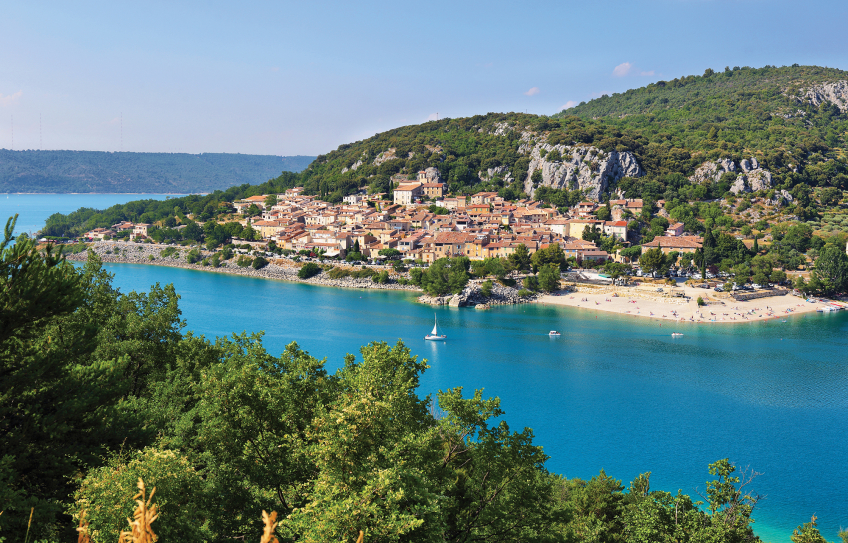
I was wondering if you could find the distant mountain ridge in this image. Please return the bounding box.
[0,150,315,193]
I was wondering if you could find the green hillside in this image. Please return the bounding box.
[0,150,315,193]
[558,64,848,185]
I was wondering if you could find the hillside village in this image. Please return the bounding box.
[82,171,703,266]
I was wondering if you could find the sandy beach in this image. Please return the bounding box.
[538,284,830,324]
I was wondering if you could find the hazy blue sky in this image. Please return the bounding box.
[2,0,846,156]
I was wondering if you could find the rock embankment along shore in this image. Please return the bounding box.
[65,242,540,307]
[64,241,422,292]
[418,280,541,307]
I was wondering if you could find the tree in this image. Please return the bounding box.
[639,247,669,277]
[264,194,278,207]
[522,275,539,291]
[246,203,261,217]
[508,243,532,271]
[538,263,561,292]
[596,201,612,221]
[183,220,203,242]
[813,246,848,294]
[252,255,269,269]
[531,243,566,272]
[420,257,469,296]
[620,245,642,264]
[378,248,401,258]
[603,261,628,280]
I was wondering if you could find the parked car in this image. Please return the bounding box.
[714,286,724,292]
[656,287,664,292]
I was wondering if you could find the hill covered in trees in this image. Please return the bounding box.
[0,150,315,193]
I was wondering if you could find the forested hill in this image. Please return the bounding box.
[265,65,847,204]
[0,150,315,193]
[557,65,848,179]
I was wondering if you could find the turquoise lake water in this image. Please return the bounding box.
[5,195,848,542]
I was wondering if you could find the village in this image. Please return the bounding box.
[82,169,704,267]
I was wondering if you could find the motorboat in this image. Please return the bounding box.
[549,331,561,336]
[425,315,446,340]
[671,332,684,337]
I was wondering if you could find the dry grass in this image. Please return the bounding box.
[118,479,159,543]
[260,511,279,543]
[77,510,91,543]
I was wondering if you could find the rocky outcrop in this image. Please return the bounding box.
[478,165,513,184]
[689,159,736,184]
[797,81,848,112]
[418,281,540,307]
[421,166,442,183]
[340,157,364,174]
[689,158,773,194]
[521,143,643,200]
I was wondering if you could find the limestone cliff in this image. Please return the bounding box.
[688,158,774,194]
[520,142,643,200]
[796,81,848,112]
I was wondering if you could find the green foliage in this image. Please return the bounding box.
[481,279,493,297]
[522,275,539,292]
[697,296,705,306]
[185,248,201,264]
[418,257,470,296]
[538,263,561,292]
[236,254,253,267]
[71,448,211,543]
[639,247,671,276]
[374,270,390,284]
[297,262,322,279]
[508,243,532,272]
[813,246,848,294]
[532,243,566,272]
[378,248,401,258]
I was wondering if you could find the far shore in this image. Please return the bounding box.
[66,241,838,324]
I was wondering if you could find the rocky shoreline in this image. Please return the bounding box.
[65,242,540,307]
[65,241,422,292]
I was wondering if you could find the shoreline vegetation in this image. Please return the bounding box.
[65,240,833,323]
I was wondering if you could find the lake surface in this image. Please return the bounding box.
[10,194,848,542]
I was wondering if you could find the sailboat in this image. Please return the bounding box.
[424,314,446,341]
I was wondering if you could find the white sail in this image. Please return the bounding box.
[431,317,439,336]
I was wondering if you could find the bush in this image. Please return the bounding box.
[148,254,155,261]
[185,248,201,264]
[327,267,351,279]
[236,255,253,267]
[522,276,539,292]
[252,256,269,270]
[71,448,211,543]
[298,262,322,279]
[374,270,390,284]
[517,288,533,297]
[210,253,221,268]
[481,279,493,297]
[697,296,705,306]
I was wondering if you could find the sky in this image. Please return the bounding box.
[1,0,847,157]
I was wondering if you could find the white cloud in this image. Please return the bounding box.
[613,62,632,77]
[426,113,439,121]
[0,90,22,107]
[560,100,578,110]
[524,87,540,96]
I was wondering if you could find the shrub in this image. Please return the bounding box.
[210,253,221,268]
[186,248,201,264]
[147,254,155,261]
[327,267,350,279]
[374,270,390,284]
[71,448,211,543]
[481,279,493,297]
[522,276,539,292]
[697,296,705,306]
[298,262,322,279]
[517,288,533,297]
[236,255,253,267]
[252,256,269,270]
